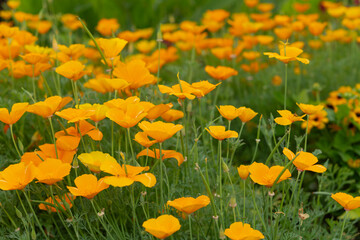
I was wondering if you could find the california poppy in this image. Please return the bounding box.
[283,148,327,173]
[39,193,76,213]
[297,103,324,115]
[78,151,117,173]
[237,165,250,180]
[55,108,95,123]
[264,45,310,64]
[217,105,239,121]
[206,126,238,140]
[134,132,158,148]
[205,65,238,81]
[142,215,181,239]
[0,102,29,125]
[136,149,184,166]
[274,110,305,126]
[67,174,109,199]
[55,60,88,81]
[97,38,128,60]
[27,96,72,118]
[161,109,184,122]
[35,158,72,185]
[167,195,210,214]
[237,107,258,123]
[96,18,120,36]
[138,121,183,142]
[331,192,360,211]
[224,222,265,240]
[106,103,147,128]
[0,162,35,190]
[249,162,291,187]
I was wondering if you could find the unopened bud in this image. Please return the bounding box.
[219,227,226,239]
[222,161,229,173]
[229,197,237,208]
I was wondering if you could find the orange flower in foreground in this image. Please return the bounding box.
[78,103,109,122]
[331,193,360,211]
[67,174,109,199]
[191,81,221,97]
[0,162,35,190]
[106,103,147,128]
[101,161,156,188]
[237,107,258,123]
[27,96,72,118]
[142,215,181,239]
[55,108,95,123]
[137,149,184,166]
[134,132,158,148]
[35,158,72,185]
[205,65,238,81]
[0,102,28,125]
[39,193,75,213]
[55,120,103,141]
[217,105,239,121]
[237,165,250,180]
[206,126,238,140]
[264,45,309,64]
[161,109,184,122]
[146,103,173,121]
[138,121,183,142]
[78,151,117,173]
[249,162,291,187]
[274,110,305,126]
[97,38,128,59]
[296,103,324,115]
[167,195,210,214]
[159,80,201,100]
[283,148,327,173]
[55,60,88,81]
[224,222,265,240]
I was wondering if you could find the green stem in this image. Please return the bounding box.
[189,215,193,240]
[218,140,224,228]
[243,180,246,221]
[159,142,164,212]
[90,200,117,240]
[284,63,288,110]
[48,117,58,158]
[251,185,267,232]
[304,115,309,151]
[339,211,348,240]
[10,125,21,158]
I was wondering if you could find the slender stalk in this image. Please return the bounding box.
[284,63,288,110]
[31,65,37,101]
[189,215,193,240]
[339,211,348,240]
[127,128,136,164]
[48,117,58,158]
[250,185,267,232]
[243,180,246,220]
[218,140,224,228]
[90,200,117,240]
[10,125,21,158]
[159,142,164,212]
[304,115,309,151]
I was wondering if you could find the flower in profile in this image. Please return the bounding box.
[78,103,109,122]
[78,151,117,173]
[55,108,95,123]
[217,105,239,121]
[206,126,238,140]
[106,103,147,128]
[237,107,258,123]
[55,60,89,81]
[138,121,183,142]
[101,161,156,188]
[27,96,72,118]
[274,110,305,126]
[137,149,184,166]
[142,215,181,239]
[96,18,120,36]
[136,40,156,54]
[0,102,29,125]
[55,120,103,141]
[244,0,259,8]
[308,22,327,36]
[159,80,201,100]
[161,109,184,122]
[167,195,210,214]
[237,165,250,180]
[134,132,158,148]
[283,148,327,173]
[331,193,360,211]
[297,103,324,115]
[97,38,128,60]
[0,162,35,190]
[146,103,173,121]
[39,193,76,213]
[205,65,238,81]
[224,222,264,240]
[67,174,109,199]
[264,44,310,64]
[191,81,221,97]
[249,162,291,187]
[35,158,72,185]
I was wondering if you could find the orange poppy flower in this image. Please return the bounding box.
[274,110,305,126]
[100,161,156,188]
[308,22,327,36]
[57,44,85,62]
[61,14,82,31]
[237,107,258,123]
[39,193,75,213]
[55,60,89,81]
[224,222,265,240]
[39,143,77,164]
[78,103,109,122]
[205,65,238,81]
[55,108,95,123]
[96,18,120,36]
[217,105,239,121]
[21,52,49,65]
[27,96,72,118]
[35,158,72,185]
[7,0,20,9]
[106,103,147,128]
[237,165,250,180]
[97,38,128,60]
[331,192,360,211]
[134,132,158,148]
[138,121,183,142]
[159,80,200,100]
[146,103,173,121]
[264,45,309,64]
[0,102,28,125]
[136,149,184,166]
[161,109,184,122]
[67,174,109,199]
[296,103,324,115]
[78,151,117,173]
[136,40,156,54]
[249,162,291,187]
[0,162,35,190]
[191,81,221,97]
[55,120,103,141]
[167,195,210,214]
[117,30,142,43]
[257,3,274,12]
[283,148,327,173]
[206,126,238,140]
[293,3,310,13]
[142,215,181,239]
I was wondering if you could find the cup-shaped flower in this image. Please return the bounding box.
[0,162,35,190]
[142,214,181,239]
[237,107,258,123]
[137,149,184,166]
[224,222,265,240]
[138,121,183,142]
[0,102,28,125]
[134,132,158,148]
[39,193,75,213]
[27,96,72,118]
[55,120,103,141]
[55,60,88,81]
[206,126,238,140]
[274,110,305,126]
[97,38,128,59]
[217,105,239,121]
[296,103,324,115]
[237,165,250,180]
[146,103,173,121]
[78,151,117,173]
[100,161,156,188]
[205,65,238,81]
[35,158,71,185]
[167,195,210,214]
[331,192,360,211]
[106,103,147,128]
[67,174,109,199]
[161,109,184,122]
[55,108,95,123]
[191,81,221,97]
[158,80,200,100]
[283,148,327,173]
[249,162,291,187]
[264,45,309,64]
[78,103,109,122]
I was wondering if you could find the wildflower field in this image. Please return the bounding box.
[1,0,360,239]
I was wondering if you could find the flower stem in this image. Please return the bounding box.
[10,125,21,158]
[284,63,288,110]
[127,128,136,164]
[339,211,348,240]
[304,115,309,151]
